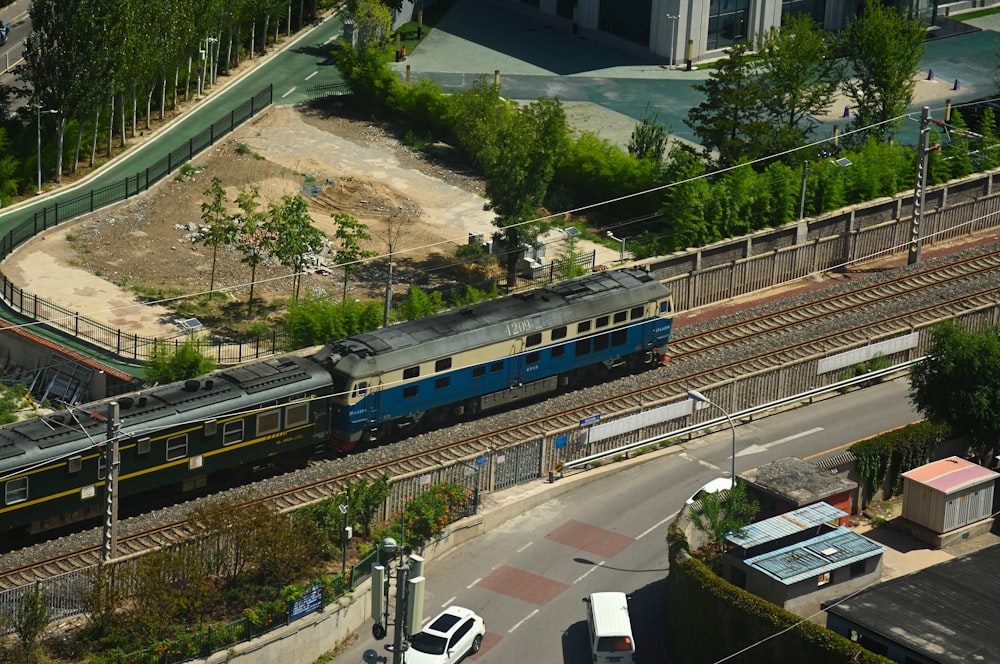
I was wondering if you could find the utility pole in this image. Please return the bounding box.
[370,538,425,664]
[798,160,809,220]
[101,401,120,561]
[909,106,931,265]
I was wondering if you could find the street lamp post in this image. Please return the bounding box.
[687,389,737,486]
[606,230,626,262]
[34,102,58,195]
[666,14,678,70]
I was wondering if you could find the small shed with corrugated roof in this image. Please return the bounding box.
[901,456,998,534]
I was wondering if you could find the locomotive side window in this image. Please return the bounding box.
[526,351,540,363]
[5,477,27,505]
[575,338,591,356]
[435,377,450,390]
[204,419,218,437]
[596,316,609,328]
[285,403,309,428]
[551,345,566,358]
[526,333,542,347]
[435,358,452,372]
[403,366,420,379]
[166,434,188,461]
[612,329,627,346]
[594,334,610,352]
[578,321,592,333]
[352,381,368,397]
[552,326,567,340]
[68,455,82,474]
[472,366,486,378]
[137,437,151,455]
[490,361,504,373]
[403,386,418,398]
[614,311,627,324]
[223,421,244,446]
[630,306,644,320]
[659,300,671,313]
[257,410,280,436]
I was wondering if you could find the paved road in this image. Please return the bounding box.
[336,379,924,663]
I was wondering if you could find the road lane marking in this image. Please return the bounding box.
[441,596,457,607]
[516,542,533,553]
[467,578,481,589]
[305,71,318,80]
[737,427,824,457]
[573,561,605,585]
[281,86,297,98]
[638,512,677,540]
[508,609,539,633]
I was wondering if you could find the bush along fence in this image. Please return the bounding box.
[104,553,373,664]
[0,86,281,366]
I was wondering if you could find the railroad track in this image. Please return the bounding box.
[3,243,999,589]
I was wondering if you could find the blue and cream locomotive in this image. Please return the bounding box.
[0,268,672,536]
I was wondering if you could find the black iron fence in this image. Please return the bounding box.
[0,86,286,365]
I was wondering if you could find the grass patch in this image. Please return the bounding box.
[951,7,1000,20]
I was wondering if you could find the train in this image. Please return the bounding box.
[0,268,672,536]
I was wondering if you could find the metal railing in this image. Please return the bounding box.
[0,86,282,365]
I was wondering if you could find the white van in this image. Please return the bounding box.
[583,591,636,663]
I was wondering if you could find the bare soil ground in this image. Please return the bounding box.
[28,102,498,326]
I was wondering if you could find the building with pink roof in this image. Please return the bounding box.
[901,456,998,538]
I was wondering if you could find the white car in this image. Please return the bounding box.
[685,477,735,505]
[406,605,486,664]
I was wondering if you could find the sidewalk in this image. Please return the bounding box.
[393,0,1000,147]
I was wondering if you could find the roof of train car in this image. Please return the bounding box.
[322,269,670,377]
[0,355,332,474]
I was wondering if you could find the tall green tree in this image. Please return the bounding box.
[628,104,668,163]
[909,320,1000,465]
[332,212,376,303]
[756,14,843,152]
[21,0,121,187]
[484,97,568,289]
[841,3,926,142]
[233,185,275,316]
[197,177,238,300]
[446,76,514,170]
[685,41,771,166]
[267,194,326,303]
[688,480,759,572]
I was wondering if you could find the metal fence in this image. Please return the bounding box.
[0,86,286,365]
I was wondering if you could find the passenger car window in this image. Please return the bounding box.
[449,619,473,649]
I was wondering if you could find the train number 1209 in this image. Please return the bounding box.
[506,319,533,336]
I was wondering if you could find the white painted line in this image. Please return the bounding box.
[467,578,481,589]
[305,71,318,80]
[573,561,605,585]
[638,512,677,540]
[768,427,824,447]
[516,541,533,553]
[441,596,457,608]
[738,427,825,457]
[280,86,297,98]
[508,609,539,633]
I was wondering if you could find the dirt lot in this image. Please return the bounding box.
[5,103,503,335]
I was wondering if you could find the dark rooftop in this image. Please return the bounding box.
[742,457,857,506]
[825,544,1000,664]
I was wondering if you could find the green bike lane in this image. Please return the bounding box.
[0,15,346,376]
[0,14,346,227]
